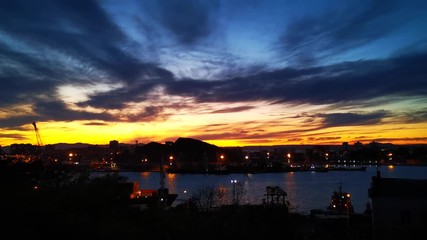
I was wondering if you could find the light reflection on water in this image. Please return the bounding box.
[121,166,427,215]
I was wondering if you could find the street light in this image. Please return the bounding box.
[231,179,237,205]
[184,190,189,214]
[217,154,225,169]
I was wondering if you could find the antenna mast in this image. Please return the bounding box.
[32,122,43,147]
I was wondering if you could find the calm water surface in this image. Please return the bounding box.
[120,166,427,215]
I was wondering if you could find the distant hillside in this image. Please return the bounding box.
[173,137,219,163]
[52,143,107,150]
[132,137,219,165]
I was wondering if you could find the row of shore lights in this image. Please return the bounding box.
[133,152,299,166]
[152,151,392,165]
[165,153,294,164]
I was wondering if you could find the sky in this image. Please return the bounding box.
[0,0,427,147]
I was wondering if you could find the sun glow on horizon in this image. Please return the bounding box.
[2,88,427,147]
[2,107,426,148]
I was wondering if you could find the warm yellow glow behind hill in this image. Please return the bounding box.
[1,113,426,147]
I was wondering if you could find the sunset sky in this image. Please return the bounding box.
[1,0,427,147]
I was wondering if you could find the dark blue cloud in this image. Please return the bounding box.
[165,51,427,106]
[401,110,427,124]
[320,111,389,127]
[0,0,177,125]
[32,100,114,122]
[141,0,220,45]
[279,0,426,65]
[0,0,165,83]
[77,73,172,109]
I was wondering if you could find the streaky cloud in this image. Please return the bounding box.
[83,122,109,126]
[278,0,421,65]
[211,106,255,114]
[165,51,427,107]
[320,111,389,127]
[370,137,427,143]
[400,109,427,124]
[0,133,27,140]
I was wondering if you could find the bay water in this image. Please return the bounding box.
[120,165,427,215]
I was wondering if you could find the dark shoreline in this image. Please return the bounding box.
[88,163,427,174]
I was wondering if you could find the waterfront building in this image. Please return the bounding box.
[369,175,427,240]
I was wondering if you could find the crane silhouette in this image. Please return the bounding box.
[32,122,43,147]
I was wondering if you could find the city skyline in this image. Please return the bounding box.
[1,0,427,147]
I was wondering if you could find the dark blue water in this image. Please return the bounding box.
[120,165,427,215]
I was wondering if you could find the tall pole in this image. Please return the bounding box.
[158,153,167,209]
[347,203,350,238]
[204,151,208,172]
[231,179,237,205]
[160,154,165,189]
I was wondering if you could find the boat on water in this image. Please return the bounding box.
[128,182,178,208]
[127,160,178,208]
[309,164,329,172]
[326,182,355,214]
